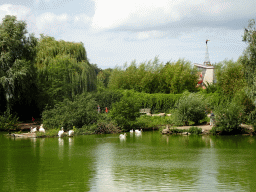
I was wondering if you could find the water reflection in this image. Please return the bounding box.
[68,137,73,161]
[58,138,64,160]
[68,137,73,146]
[1,132,256,191]
[58,137,64,146]
[91,143,115,191]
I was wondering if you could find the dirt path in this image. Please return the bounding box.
[174,125,213,131]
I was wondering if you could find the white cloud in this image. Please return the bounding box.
[91,0,210,31]
[0,4,37,35]
[36,12,70,36]
[133,30,166,40]
[36,12,69,28]
[91,0,256,32]
[73,13,92,28]
[34,0,51,3]
[0,4,31,21]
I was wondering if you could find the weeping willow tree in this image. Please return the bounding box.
[0,15,37,116]
[35,35,96,109]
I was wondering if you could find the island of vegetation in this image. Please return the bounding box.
[1,15,256,137]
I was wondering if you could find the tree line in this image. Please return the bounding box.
[1,15,256,134]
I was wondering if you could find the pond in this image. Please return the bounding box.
[0,131,256,191]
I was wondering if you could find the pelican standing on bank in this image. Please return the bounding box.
[68,130,74,136]
[39,124,45,133]
[30,127,37,133]
[58,127,64,137]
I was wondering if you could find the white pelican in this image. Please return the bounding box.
[68,130,74,136]
[119,133,127,139]
[30,127,37,133]
[58,127,64,137]
[39,124,45,133]
[135,129,142,134]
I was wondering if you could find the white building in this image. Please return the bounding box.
[194,40,215,87]
[194,63,215,85]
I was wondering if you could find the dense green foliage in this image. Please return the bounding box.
[160,59,199,93]
[115,90,182,113]
[35,35,97,109]
[215,60,246,98]
[92,114,121,134]
[188,127,202,135]
[171,92,207,126]
[110,91,141,130]
[213,101,244,133]
[93,89,123,110]
[136,115,172,129]
[0,113,19,130]
[97,68,112,91]
[108,57,198,93]
[42,93,98,130]
[36,128,59,137]
[0,15,38,118]
[240,19,256,106]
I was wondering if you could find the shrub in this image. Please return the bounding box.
[0,113,19,130]
[93,113,121,134]
[172,92,207,126]
[76,126,94,135]
[248,109,256,129]
[36,128,59,137]
[170,128,185,134]
[93,121,121,134]
[42,93,98,130]
[188,126,202,134]
[210,126,219,135]
[110,91,141,130]
[214,101,244,133]
[136,115,173,129]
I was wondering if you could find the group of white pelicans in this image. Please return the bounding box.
[119,129,142,140]
[30,125,74,137]
[30,124,138,139]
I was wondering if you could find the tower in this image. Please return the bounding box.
[204,39,210,65]
[194,39,215,86]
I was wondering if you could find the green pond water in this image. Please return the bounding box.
[0,131,256,192]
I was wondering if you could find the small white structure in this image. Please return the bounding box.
[194,39,215,86]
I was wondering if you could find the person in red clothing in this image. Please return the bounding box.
[105,107,108,113]
[32,117,35,124]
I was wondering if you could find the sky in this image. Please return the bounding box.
[0,0,255,69]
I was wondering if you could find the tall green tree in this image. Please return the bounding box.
[108,57,164,93]
[35,35,97,109]
[160,59,198,93]
[97,68,112,91]
[215,60,246,98]
[240,19,256,106]
[0,15,37,116]
[108,57,198,94]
